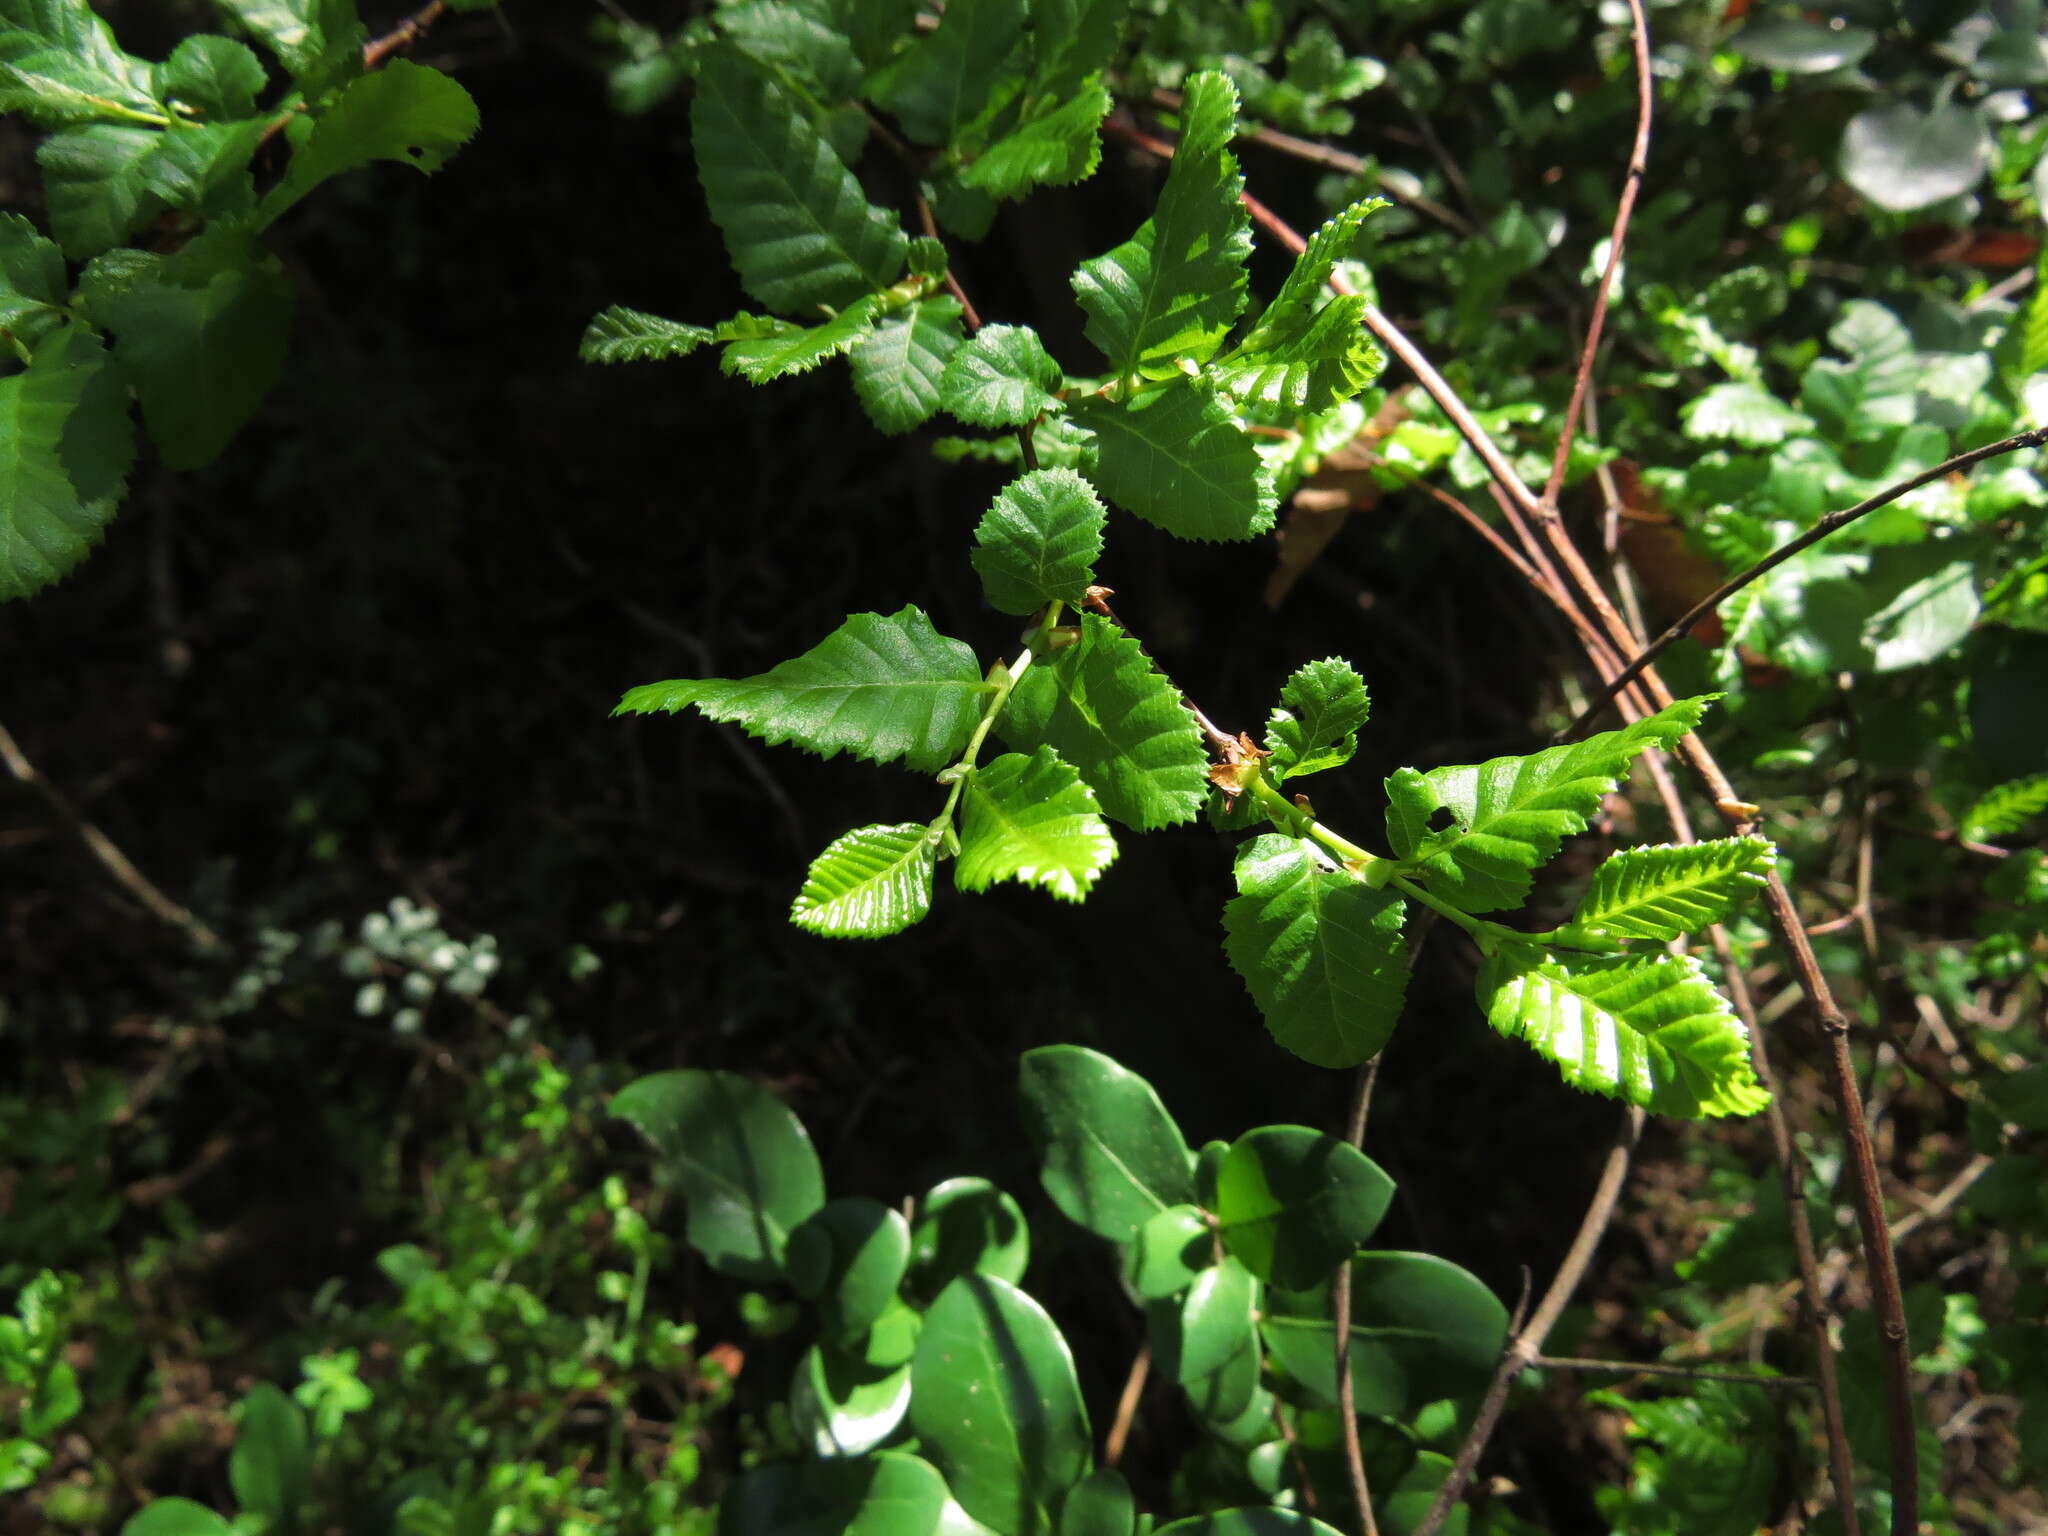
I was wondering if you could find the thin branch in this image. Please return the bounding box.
[1413,1107,1643,1536]
[1562,426,2048,739]
[364,0,447,69]
[0,719,222,953]
[1333,1057,1383,1536]
[1103,1344,1150,1467]
[1535,1355,1810,1390]
[1540,0,1650,511]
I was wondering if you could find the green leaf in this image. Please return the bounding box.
[1840,101,1991,213]
[1962,774,2048,843]
[0,324,135,603]
[228,1384,309,1522]
[1478,944,1770,1119]
[1260,1252,1507,1415]
[791,1346,914,1458]
[907,1177,1030,1303]
[138,119,266,218]
[1800,300,1918,443]
[865,0,1026,148]
[1124,1205,1212,1300]
[1018,1045,1194,1244]
[940,324,1064,428]
[1591,1381,1781,1536]
[1679,382,1813,447]
[720,1452,951,1536]
[611,1068,826,1282]
[970,467,1105,616]
[998,613,1207,829]
[1863,555,1978,673]
[616,606,986,773]
[155,35,266,120]
[960,79,1109,198]
[2020,248,2048,383]
[1385,696,1712,914]
[1265,657,1370,780]
[1076,382,1276,542]
[1071,71,1249,379]
[36,124,167,259]
[1213,1124,1394,1288]
[1057,1469,1134,1536]
[1149,1259,1262,1424]
[1150,1512,1346,1536]
[957,748,1118,902]
[258,60,478,226]
[90,246,295,470]
[1026,0,1128,95]
[119,1500,236,1536]
[715,1,863,103]
[850,296,964,433]
[787,1198,913,1344]
[1731,17,1875,72]
[692,44,908,314]
[214,0,366,96]
[0,213,68,352]
[721,294,883,383]
[1562,837,1775,946]
[1223,836,1410,1069]
[910,1275,1092,1536]
[1213,199,1386,414]
[0,0,160,125]
[791,822,938,938]
[579,305,714,364]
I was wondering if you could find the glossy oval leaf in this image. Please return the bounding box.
[858,1297,925,1371]
[719,1451,951,1536]
[1124,1205,1213,1300]
[1058,1467,1135,1536]
[791,1344,915,1457]
[1178,1257,1260,1383]
[228,1383,309,1521]
[120,1501,235,1536]
[1840,102,1991,213]
[611,1070,825,1281]
[1731,18,1875,73]
[910,1275,1093,1536]
[1151,1511,1347,1536]
[1019,1046,1194,1243]
[909,1177,1031,1304]
[1260,1253,1507,1417]
[787,1198,913,1344]
[1214,1127,1393,1288]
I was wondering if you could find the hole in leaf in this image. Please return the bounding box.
[1426,807,1457,832]
[405,145,426,159]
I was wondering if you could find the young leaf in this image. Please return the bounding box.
[849,295,964,433]
[1223,835,1409,1068]
[138,119,266,219]
[691,44,907,315]
[1214,1125,1394,1288]
[791,822,938,938]
[616,606,987,773]
[1028,0,1129,94]
[1018,1045,1194,1243]
[1210,295,1381,415]
[1264,657,1370,780]
[958,79,1109,199]
[611,1068,826,1281]
[998,613,1207,829]
[1563,837,1775,945]
[89,245,295,470]
[1478,943,1770,1119]
[257,60,479,227]
[0,324,135,603]
[36,124,168,259]
[1246,198,1384,346]
[1592,1381,1782,1536]
[955,747,1117,901]
[864,0,1026,148]
[720,294,883,383]
[1076,381,1277,542]
[579,305,714,364]
[1070,70,1250,379]
[1680,381,1814,446]
[0,0,160,125]
[154,35,266,120]
[214,0,366,96]
[1962,774,2048,843]
[939,323,1064,428]
[229,1385,310,1524]
[969,467,1105,616]
[1385,695,1712,914]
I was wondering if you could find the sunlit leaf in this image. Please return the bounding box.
[1264,657,1370,780]
[1076,381,1276,542]
[1018,1045,1193,1243]
[791,822,938,938]
[940,324,1064,428]
[1562,837,1775,946]
[970,467,1105,616]
[956,747,1117,902]
[850,296,964,433]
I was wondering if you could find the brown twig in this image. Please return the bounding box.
[1103,1344,1150,1467]
[1536,1356,1809,1389]
[364,0,447,68]
[0,719,223,952]
[1562,426,2048,739]
[1333,1057,1383,1536]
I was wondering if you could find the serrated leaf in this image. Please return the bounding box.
[865,0,1026,148]
[579,305,715,364]
[1223,835,1409,1068]
[1386,696,1712,914]
[959,79,1109,198]
[1963,774,2048,842]
[715,0,863,102]
[36,123,168,259]
[0,212,67,351]
[1800,299,1918,443]
[1071,71,1249,380]
[956,747,1117,901]
[2021,248,2048,383]
[616,606,986,773]
[1076,382,1275,542]
[969,467,1104,616]
[215,0,365,95]
[1479,944,1769,1118]
[998,613,1206,829]
[939,323,1063,428]
[1563,837,1775,945]
[692,44,907,315]
[91,246,295,470]
[1265,657,1369,780]
[155,35,266,120]
[257,60,478,227]
[791,822,938,937]
[139,119,266,218]
[0,0,160,126]
[850,296,964,433]
[1210,294,1381,415]
[1680,382,1813,447]
[0,324,135,603]
[1028,0,1128,93]
[721,294,882,382]
[1594,1381,1781,1536]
